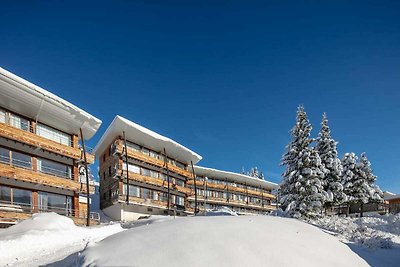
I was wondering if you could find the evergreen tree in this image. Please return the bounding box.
[315,113,345,208]
[280,106,327,218]
[250,167,259,178]
[259,171,265,180]
[358,153,383,202]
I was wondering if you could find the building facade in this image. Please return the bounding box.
[0,68,101,225]
[95,116,278,221]
[188,166,278,215]
[94,115,202,221]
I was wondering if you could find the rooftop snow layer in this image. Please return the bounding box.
[79,216,368,267]
[0,67,102,139]
[193,165,279,190]
[93,115,202,164]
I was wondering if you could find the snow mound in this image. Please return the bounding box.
[0,212,124,266]
[200,207,238,216]
[79,216,368,267]
[311,214,400,249]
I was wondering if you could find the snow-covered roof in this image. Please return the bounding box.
[0,67,102,139]
[193,166,278,190]
[93,115,202,164]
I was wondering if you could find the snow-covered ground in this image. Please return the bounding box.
[76,215,367,267]
[1,211,399,266]
[0,213,123,266]
[309,214,400,267]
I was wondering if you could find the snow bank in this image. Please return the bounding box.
[310,214,400,249]
[0,213,123,266]
[79,216,368,267]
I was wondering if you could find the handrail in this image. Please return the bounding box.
[0,200,100,221]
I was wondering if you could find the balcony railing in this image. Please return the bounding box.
[0,200,100,222]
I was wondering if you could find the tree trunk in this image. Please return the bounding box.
[360,202,364,217]
[346,202,349,217]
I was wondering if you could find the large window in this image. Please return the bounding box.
[0,185,32,206]
[0,147,10,165]
[36,123,71,146]
[0,109,5,123]
[122,163,140,174]
[9,114,30,131]
[38,192,72,214]
[123,184,140,197]
[12,151,32,169]
[37,158,72,179]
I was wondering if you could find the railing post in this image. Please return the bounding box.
[79,128,90,227]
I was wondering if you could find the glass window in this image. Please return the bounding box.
[122,163,140,174]
[175,196,184,206]
[123,184,140,197]
[176,161,185,169]
[141,148,150,156]
[38,192,72,214]
[38,158,72,179]
[127,142,140,152]
[141,168,151,177]
[149,151,158,159]
[36,123,71,146]
[142,188,152,199]
[12,188,32,205]
[0,147,10,165]
[9,114,30,131]
[0,185,11,202]
[12,151,31,169]
[0,109,5,123]
[149,170,158,178]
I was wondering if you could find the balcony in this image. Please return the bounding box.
[115,141,193,179]
[118,169,191,195]
[188,196,276,211]
[0,161,94,194]
[187,179,276,199]
[0,121,94,164]
[118,195,169,210]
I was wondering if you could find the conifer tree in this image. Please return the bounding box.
[280,106,327,218]
[316,113,345,209]
[358,153,383,203]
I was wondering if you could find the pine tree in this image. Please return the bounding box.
[358,153,383,203]
[315,113,345,209]
[259,171,265,180]
[280,106,327,218]
[250,167,259,178]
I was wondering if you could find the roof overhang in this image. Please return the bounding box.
[193,166,279,190]
[0,67,102,139]
[93,115,202,164]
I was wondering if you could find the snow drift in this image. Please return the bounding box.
[0,213,123,266]
[79,215,368,267]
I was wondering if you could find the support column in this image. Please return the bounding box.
[32,191,38,213]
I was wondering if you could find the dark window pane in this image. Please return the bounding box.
[0,185,11,202]
[12,151,31,169]
[12,188,32,205]
[0,147,10,165]
[38,158,71,179]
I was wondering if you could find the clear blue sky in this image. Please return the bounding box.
[1,1,399,193]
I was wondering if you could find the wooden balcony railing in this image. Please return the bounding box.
[188,196,276,211]
[118,170,191,195]
[118,195,170,210]
[115,142,192,179]
[0,122,94,164]
[0,163,94,194]
[187,179,276,199]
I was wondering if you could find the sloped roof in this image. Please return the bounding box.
[193,166,279,190]
[93,115,202,164]
[0,67,101,139]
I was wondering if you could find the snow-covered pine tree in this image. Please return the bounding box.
[250,167,259,178]
[280,106,327,218]
[342,152,373,216]
[259,171,265,180]
[358,153,383,203]
[315,113,345,210]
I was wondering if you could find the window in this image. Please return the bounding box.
[122,163,140,174]
[0,185,32,206]
[141,148,150,156]
[37,158,72,179]
[141,167,151,177]
[176,161,185,170]
[0,109,5,123]
[142,188,152,199]
[12,151,31,169]
[123,184,140,197]
[36,123,71,146]
[0,147,10,165]
[175,196,184,206]
[127,142,140,152]
[9,114,30,131]
[38,192,72,214]
[149,170,158,178]
[149,151,158,159]
[175,179,184,187]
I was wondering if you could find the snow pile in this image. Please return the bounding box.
[78,216,368,267]
[0,213,123,266]
[198,207,238,216]
[311,214,400,249]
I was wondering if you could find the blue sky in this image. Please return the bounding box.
[1,1,399,192]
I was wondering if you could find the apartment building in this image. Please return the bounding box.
[93,115,202,221]
[0,67,101,225]
[95,116,278,221]
[188,166,278,215]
